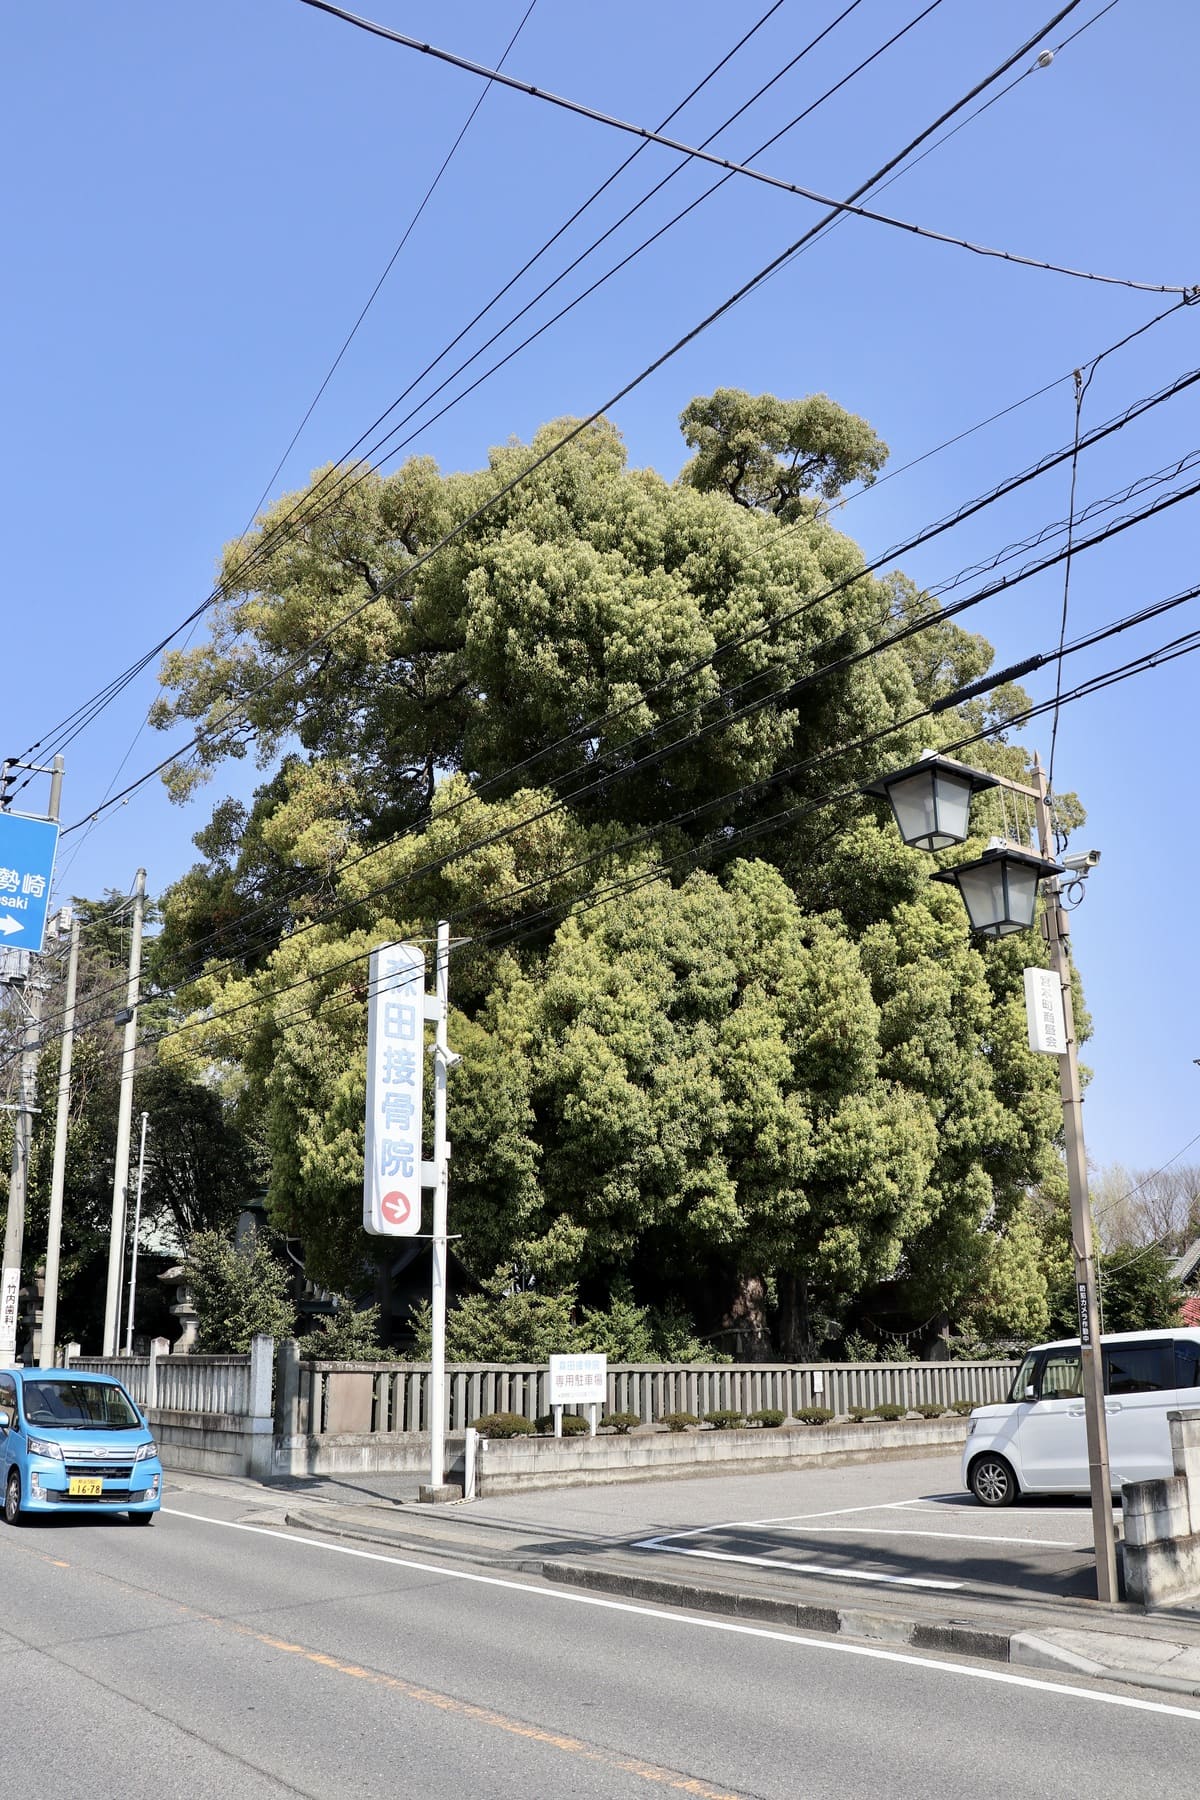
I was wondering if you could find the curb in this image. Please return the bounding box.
[540,1560,1013,1663]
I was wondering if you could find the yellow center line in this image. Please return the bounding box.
[1,1535,747,1799]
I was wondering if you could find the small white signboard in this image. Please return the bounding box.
[363,942,426,1237]
[1024,966,1067,1056]
[548,1353,607,1406]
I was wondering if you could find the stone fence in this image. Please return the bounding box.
[65,1342,1017,1482]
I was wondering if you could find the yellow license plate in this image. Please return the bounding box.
[68,1477,103,1497]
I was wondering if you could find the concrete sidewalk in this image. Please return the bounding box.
[170,1460,1200,1700]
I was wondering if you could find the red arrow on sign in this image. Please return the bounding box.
[380,1190,412,1228]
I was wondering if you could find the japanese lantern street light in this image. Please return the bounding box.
[931,842,1064,938]
[862,750,1000,853]
[863,747,1118,1607]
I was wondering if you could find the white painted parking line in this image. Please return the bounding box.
[632,1538,965,1590]
[771,1526,1071,1548]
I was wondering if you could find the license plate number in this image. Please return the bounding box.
[68,1477,103,1497]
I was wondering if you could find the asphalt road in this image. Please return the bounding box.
[2,1487,1197,1800]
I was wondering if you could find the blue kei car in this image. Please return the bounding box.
[0,1367,163,1525]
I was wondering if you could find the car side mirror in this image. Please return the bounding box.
[0,1409,10,1430]
[1023,1384,1037,1402]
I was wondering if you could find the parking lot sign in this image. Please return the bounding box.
[0,812,60,954]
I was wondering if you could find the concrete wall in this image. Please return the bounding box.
[153,1407,274,1481]
[273,1431,466,1481]
[1123,1409,1200,1607]
[476,1418,971,1496]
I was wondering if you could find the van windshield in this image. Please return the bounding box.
[22,1379,141,1431]
[1008,1353,1039,1403]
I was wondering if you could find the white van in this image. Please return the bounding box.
[963,1327,1200,1506]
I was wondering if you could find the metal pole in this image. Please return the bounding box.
[429,919,450,1490]
[40,910,80,1367]
[103,868,146,1355]
[0,753,63,1366]
[124,1112,149,1356]
[1033,755,1119,1603]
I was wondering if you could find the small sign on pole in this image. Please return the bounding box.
[1024,966,1067,1055]
[363,943,425,1237]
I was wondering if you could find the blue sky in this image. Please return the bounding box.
[4,0,1198,1178]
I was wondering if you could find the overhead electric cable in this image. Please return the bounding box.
[298,0,1192,293]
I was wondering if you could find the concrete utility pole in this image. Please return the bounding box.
[103,868,147,1355]
[40,907,81,1367]
[124,1111,150,1356]
[1033,755,1118,1602]
[428,918,451,1492]
[0,754,63,1365]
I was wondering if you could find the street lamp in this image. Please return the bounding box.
[863,750,998,852]
[931,842,1064,938]
[864,749,1119,1606]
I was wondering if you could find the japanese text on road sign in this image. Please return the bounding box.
[0,812,60,954]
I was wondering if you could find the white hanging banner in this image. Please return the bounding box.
[363,942,425,1236]
[1024,966,1067,1056]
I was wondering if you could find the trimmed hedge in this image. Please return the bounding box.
[794,1406,835,1426]
[703,1409,745,1431]
[604,1412,641,1434]
[748,1408,786,1429]
[472,1412,535,1438]
[535,1412,589,1435]
[871,1403,909,1422]
[662,1411,701,1432]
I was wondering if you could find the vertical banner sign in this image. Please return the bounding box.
[1024,967,1067,1055]
[1077,1280,1092,1347]
[363,943,425,1237]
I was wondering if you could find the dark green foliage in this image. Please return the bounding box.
[847,1406,872,1422]
[703,1409,744,1430]
[604,1412,641,1434]
[662,1411,700,1432]
[913,1403,946,1419]
[183,1229,295,1353]
[794,1406,834,1425]
[535,1412,589,1435]
[1049,1243,1183,1336]
[472,1412,535,1438]
[948,1400,976,1416]
[748,1408,785,1428]
[295,1300,385,1362]
[871,1403,908,1422]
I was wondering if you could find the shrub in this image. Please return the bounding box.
[794,1406,834,1426]
[914,1403,947,1420]
[748,1408,785,1429]
[535,1412,588,1435]
[472,1412,535,1438]
[183,1229,295,1353]
[948,1399,977,1416]
[604,1412,641,1434]
[703,1409,745,1430]
[847,1406,872,1423]
[871,1403,909,1422]
[295,1300,386,1362]
[662,1411,700,1432]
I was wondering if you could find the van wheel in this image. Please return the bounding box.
[970,1453,1018,1507]
[4,1469,22,1526]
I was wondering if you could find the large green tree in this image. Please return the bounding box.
[152,392,1074,1353]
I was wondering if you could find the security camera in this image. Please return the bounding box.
[1060,849,1100,873]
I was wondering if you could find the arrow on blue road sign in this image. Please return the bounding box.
[0,812,60,954]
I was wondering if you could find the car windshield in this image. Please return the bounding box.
[22,1379,141,1431]
[1008,1352,1040,1403]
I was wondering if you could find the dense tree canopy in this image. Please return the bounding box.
[149,390,1079,1356]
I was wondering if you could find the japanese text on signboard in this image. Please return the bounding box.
[363,943,425,1237]
[548,1353,607,1406]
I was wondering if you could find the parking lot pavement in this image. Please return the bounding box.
[631,1486,1114,1602]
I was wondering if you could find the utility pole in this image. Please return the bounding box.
[124,1111,150,1356]
[1033,754,1119,1603]
[103,868,146,1356]
[0,754,63,1365]
[40,908,80,1367]
[428,919,451,1492]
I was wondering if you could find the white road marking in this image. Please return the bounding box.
[160,1507,1200,1722]
[630,1539,963,1589]
[754,1526,1071,1548]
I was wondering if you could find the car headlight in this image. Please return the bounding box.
[965,1420,976,1437]
[134,1440,159,1462]
[27,1436,64,1461]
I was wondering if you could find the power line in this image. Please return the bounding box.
[299,0,1192,294]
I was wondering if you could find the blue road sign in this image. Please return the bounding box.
[0,812,60,954]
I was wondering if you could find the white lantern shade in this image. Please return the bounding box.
[933,846,1063,938]
[863,753,999,853]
